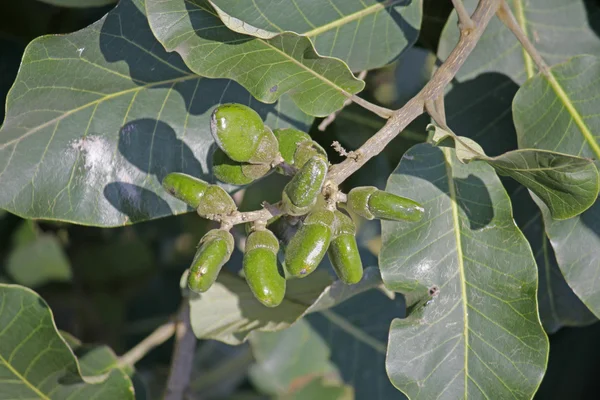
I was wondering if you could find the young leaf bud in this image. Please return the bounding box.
[281,156,328,216]
[188,229,234,293]
[243,229,286,307]
[211,104,279,164]
[328,210,363,284]
[347,186,424,222]
[212,148,271,185]
[284,209,334,277]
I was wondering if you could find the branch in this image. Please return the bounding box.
[326,0,502,185]
[118,320,176,368]
[164,302,196,400]
[452,0,476,30]
[496,1,549,74]
[202,0,500,228]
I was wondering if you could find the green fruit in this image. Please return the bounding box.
[328,211,363,284]
[273,128,327,169]
[281,156,328,216]
[243,229,285,307]
[284,209,334,277]
[162,172,209,209]
[211,104,279,164]
[196,185,237,217]
[162,172,237,217]
[212,148,271,185]
[347,186,424,222]
[188,229,234,293]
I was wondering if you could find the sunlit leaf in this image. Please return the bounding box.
[438,0,600,156]
[514,55,600,318]
[145,0,364,117]
[0,284,134,399]
[0,0,310,227]
[380,143,548,399]
[433,125,600,220]
[208,0,422,72]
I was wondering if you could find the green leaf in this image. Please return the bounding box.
[439,0,600,85]
[60,332,131,379]
[514,55,600,317]
[36,0,117,7]
[306,287,407,399]
[187,267,382,345]
[145,0,364,117]
[438,0,600,157]
[7,234,72,288]
[249,319,338,395]
[380,143,548,399]
[208,0,423,72]
[0,0,310,227]
[511,186,597,333]
[432,125,600,220]
[0,284,134,399]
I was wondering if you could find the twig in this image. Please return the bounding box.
[319,71,369,131]
[326,0,502,185]
[350,95,394,119]
[220,201,283,229]
[496,1,549,74]
[118,320,176,368]
[164,302,196,400]
[210,0,500,228]
[452,0,476,30]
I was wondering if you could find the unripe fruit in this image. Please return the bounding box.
[284,209,334,277]
[328,210,363,284]
[273,128,327,169]
[188,229,234,293]
[211,104,279,164]
[281,156,328,216]
[162,172,209,209]
[347,186,424,222]
[162,172,237,217]
[243,229,285,307]
[212,148,271,185]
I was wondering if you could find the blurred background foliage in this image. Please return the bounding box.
[1,0,599,398]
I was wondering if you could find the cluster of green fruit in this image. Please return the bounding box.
[162,104,424,307]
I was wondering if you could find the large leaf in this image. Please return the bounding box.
[511,186,597,333]
[439,0,600,86]
[306,287,407,399]
[0,284,134,399]
[208,0,422,72]
[145,0,364,117]
[514,55,600,317]
[187,267,383,345]
[432,127,600,220]
[380,143,548,399]
[439,0,600,156]
[0,0,310,227]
